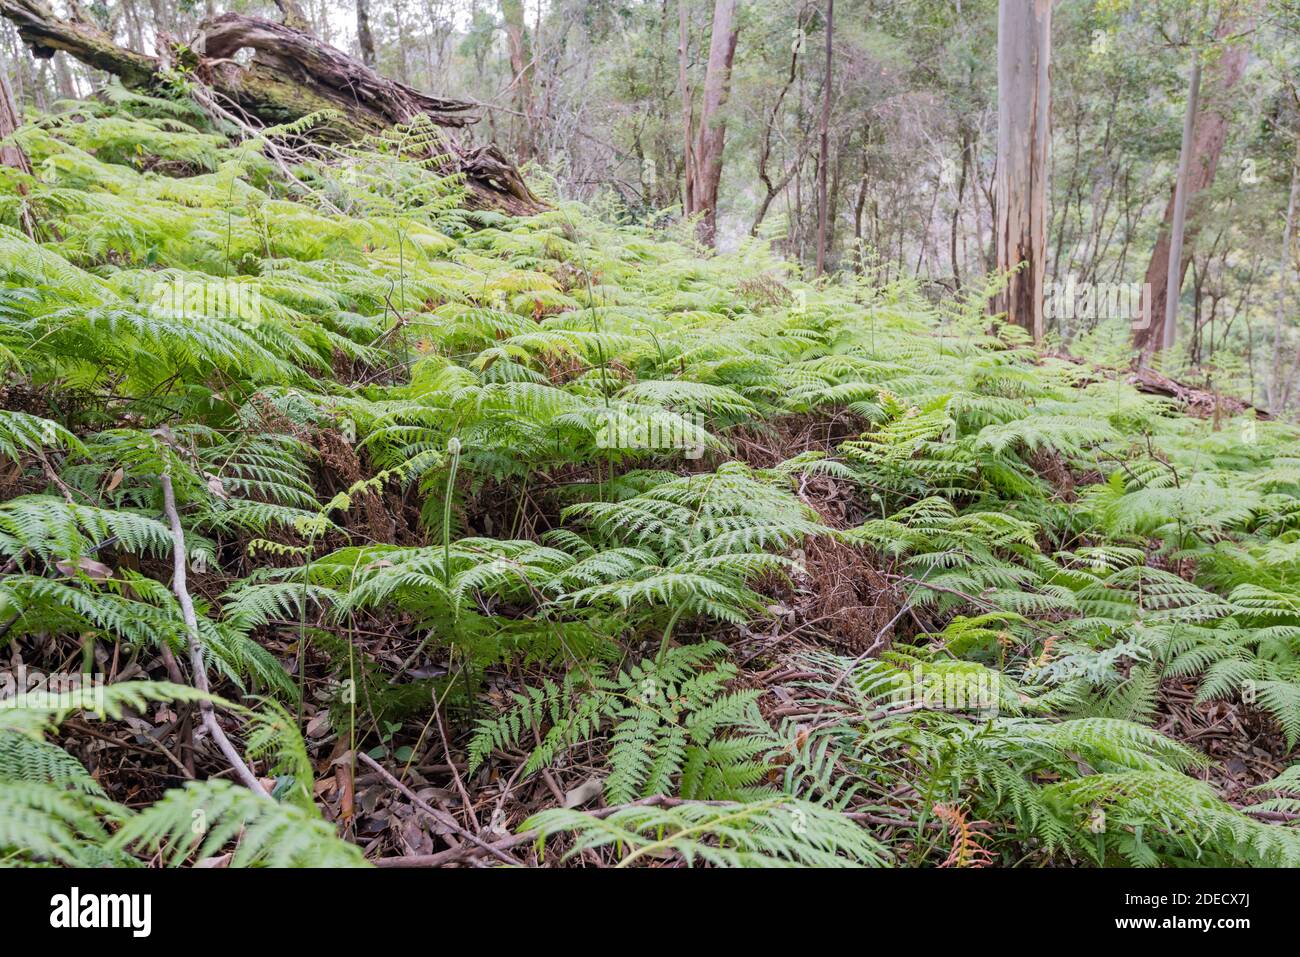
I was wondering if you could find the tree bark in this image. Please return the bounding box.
[0,0,544,214]
[677,0,695,220]
[814,0,833,275]
[0,60,31,174]
[1269,116,1300,411]
[499,0,535,161]
[950,125,971,288]
[1134,6,1257,356]
[687,0,738,246]
[272,0,312,33]
[192,14,478,131]
[356,0,376,68]
[1160,57,1202,357]
[992,0,1051,342]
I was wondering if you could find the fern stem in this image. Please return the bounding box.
[443,437,461,588]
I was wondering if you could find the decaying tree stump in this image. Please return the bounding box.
[0,0,544,214]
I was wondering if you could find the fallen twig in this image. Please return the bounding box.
[160,472,268,798]
[356,750,515,865]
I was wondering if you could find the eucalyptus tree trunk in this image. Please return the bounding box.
[685,0,738,247]
[1160,58,1202,357]
[500,0,535,161]
[356,0,376,68]
[1134,5,1257,357]
[1270,127,1300,411]
[815,0,834,275]
[992,0,1051,342]
[677,0,694,219]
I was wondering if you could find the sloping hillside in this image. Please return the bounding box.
[1,102,1298,867]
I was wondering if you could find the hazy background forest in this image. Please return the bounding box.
[4,0,1300,414]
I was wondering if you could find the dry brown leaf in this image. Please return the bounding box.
[55,556,113,581]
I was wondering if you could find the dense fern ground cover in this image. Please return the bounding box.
[1,100,1299,867]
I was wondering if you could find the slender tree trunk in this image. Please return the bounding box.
[1134,6,1257,356]
[749,15,804,238]
[1159,57,1202,357]
[391,0,409,83]
[0,65,30,174]
[827,127,846,261]
[852,168,868,271]
[677,0,694,217]
[356,0,376,68]
[120,0,143,53]
[500,0,534,160]
[815,0,833,275]
[950,125,970,289]
[145,0,170,37]
[688,0,738,246]
[52,49,75,97]
[1270,126,1300,410]
[992,0,1051,342]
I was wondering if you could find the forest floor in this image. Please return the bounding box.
[2,102,1299,868]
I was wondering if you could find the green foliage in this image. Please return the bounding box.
[110,780,365,867]
[524,797,888,868]
[0,680,359,867]
[470,642,771,803]
[2,108,1298,869]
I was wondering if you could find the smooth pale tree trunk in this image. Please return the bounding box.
[685,0,738,247]
[677,0,694,218]
[815,0,834,275]
[1134,6,1257,357]
[993,0,1051,342]
[500,0,535,160]
[356,0,376,67]
[1270,128,1300,411]
[1161,58,1202,356]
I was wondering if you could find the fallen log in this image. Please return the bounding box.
[1126,365,1269,421]
[0,0,544,214]
[1044,351,1270,421]
[192,13,478,133]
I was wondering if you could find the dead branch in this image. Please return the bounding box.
[160,472,268,798]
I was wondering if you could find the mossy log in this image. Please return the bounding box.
[0,0,543,214]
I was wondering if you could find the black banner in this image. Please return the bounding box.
[0,867,1273,944]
